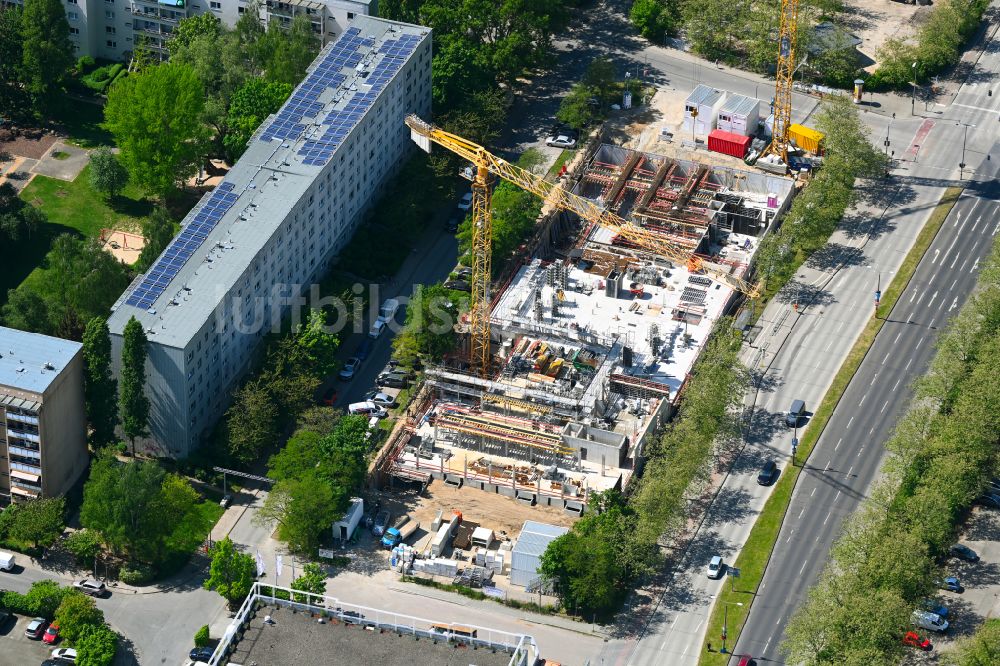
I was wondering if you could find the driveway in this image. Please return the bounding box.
[0,614,53,665]
[31,141,89,181]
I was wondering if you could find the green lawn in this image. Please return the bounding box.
[51,99,114,149]
[546,149,576,180]
[697,186,964,666]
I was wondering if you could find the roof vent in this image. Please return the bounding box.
[16,367,25,373]
[43,362,55,371]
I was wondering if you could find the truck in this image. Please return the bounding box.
[372,510,391,536]
[381,520,419,549]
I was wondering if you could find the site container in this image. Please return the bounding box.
[788,124,824,153]
[707,130,751,158]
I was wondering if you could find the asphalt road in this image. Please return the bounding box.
[731,149,1000,663]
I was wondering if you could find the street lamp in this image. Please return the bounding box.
[720,601,744,654]
[911,62,917,116]
[956,121,974,179]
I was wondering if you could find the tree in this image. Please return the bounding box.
[556,84,597,130]
[75,623,118,666]
[291,562,326,602]
[203,537,256,607]
[7,497,64,549]
[223,78,292,159]
[259,15,320,85]
[224,378,279,465]
[630,0,677,42]
[119,317,149,454]
[19,0,73,108]
[65,529,103,565]
[135,207,176,272]
[88,147,129,200]
[166,12,221,57]
[104,63,211,196]
[0,7,23,105]
[21,579,71,617]
[255,472,338,555]
[294,308,340,378]
[82,317,118,446]
[1,284,50,334]
[54,592,105,643]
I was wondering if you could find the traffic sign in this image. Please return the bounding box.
[728,567,741,578]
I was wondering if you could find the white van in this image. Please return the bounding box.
[911,610,949,633]
[0,552,16,572]
[348,401,388,418]
[369,318,387,339]
[379,298,400,321]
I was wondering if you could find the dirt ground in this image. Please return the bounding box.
[100,228,145,265]
[840,0,932,71]
[0,128,59,160]
[375,478,578,544]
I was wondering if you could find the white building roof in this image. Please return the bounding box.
[685,84,724,108]
[719,94,759,118]
[511,521,570,560]
[0,326,82,395]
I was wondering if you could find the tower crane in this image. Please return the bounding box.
[762,0,800,162]
[405,115,760,376]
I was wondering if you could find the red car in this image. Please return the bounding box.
[903,631,932,650]
[42,622,60,645]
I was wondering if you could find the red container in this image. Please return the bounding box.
[708,130,751,158]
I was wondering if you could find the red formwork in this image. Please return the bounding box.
[707,130,752,158]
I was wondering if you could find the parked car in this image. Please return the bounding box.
[189,646,214,662]
[937,576,962,593]
[42,622,60,645]
[736,655,755,666]
[219,494,232,508]
[0,610,10,628]
[319,387,339,406]
[920,599,949,618]
[25,617,47,639]
[757,460,778,485]
[707,555,724,579]
[339,357,361,381]
[457,192,473,211]
[902,631,932,650]
[454,266,473,279]
[911,610,949,633]
[376,372,410,389]
[369,318,387,339]
[545,127,579,149]
[364,390,397,407]
[372,510,391,536]
[977,492,1000,509]
[356,338,373,361]
[444,279,471,292]
[51,647,78,663]
[73,578,107,597]
[446,218,460,233]
[347,401,388,418]
[949,544,979,562]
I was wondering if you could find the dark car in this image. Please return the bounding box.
[319,387,339,406]
[445,218,460,233]
[938,576,962,593]
[949,544,979,562]
[190,646,214,662]
[757,460,778,485]
[444,279,471,292]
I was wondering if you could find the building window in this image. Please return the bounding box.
[106,26,116,34]
[347,12,354,19]
[210,0,221,8]
[67,10,78,19]
[66,0,77,4]
[107,40,117,47]
[238,5,244,12]
[106,9,114,17]
[69,27,80,35]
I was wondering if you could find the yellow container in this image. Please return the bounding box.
[788,124,824,153]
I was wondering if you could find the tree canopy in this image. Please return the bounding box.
[88,147,130,201]
[203,536,256,607]
[119,316,150,453]
[104,63,211,196]
[19,0,73,108]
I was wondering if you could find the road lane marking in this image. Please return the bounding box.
[893,378,901,392]
[882,351,890,365]
[928,291,938,307]
[905,358,913,371]
[951,279,958,290]
[928,318,935,329]
[811,487,816,497]
[847,466,854,477]
[973,258,981,273]
[914,291,925,306]
[858,446,864,457]
[835,490,841,500]
[835,438,842,451]
[880,400,889,414]
[825,339,834,352]
[798,508,805,520]
[950,297,958,311]
[951,255,959,269]
[872,372,879,385]
[798,559,809,575]
[837,321,844,333]
[823,511,832,525]
[870,425,875,435]
[932,249,940,264]
[915,337,924,349]
[910,289,917,303]
[971,216,981,233]
[847,416,854,429]
[961,259,969,271]
[859,393,867,407]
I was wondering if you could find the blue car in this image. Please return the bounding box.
[921,599,949,618]
[938,577,962,593]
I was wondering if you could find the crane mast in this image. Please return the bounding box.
[763,0,800,162]
[405,115,760,375]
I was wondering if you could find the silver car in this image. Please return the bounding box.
[707,555,724,579]
[73,578,107,597]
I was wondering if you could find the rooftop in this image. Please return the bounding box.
[0,327,82,395]
[108,15,429,346]
[512,521,570,558]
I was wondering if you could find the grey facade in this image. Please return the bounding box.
[0,327,88,502]
[510,520,569,588]
[0,0,374,62]
[108,15,431,457]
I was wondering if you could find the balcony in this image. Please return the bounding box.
[5,412,39,426]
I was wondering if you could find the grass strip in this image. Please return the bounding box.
[697,185,963,665]
[546,149,576,180]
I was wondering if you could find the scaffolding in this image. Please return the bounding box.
[434,407,576,463]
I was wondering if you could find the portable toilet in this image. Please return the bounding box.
[683,84,726,136]
[716,94,760,137]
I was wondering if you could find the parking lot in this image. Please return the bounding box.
[0,613,59,664]
[903,505,1000,663]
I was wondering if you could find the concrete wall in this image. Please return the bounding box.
[561,422,627,467]
[39,352,88,498]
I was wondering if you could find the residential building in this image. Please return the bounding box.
[0,0,375,62]
[107,15,431,458]
[0,327,88,502]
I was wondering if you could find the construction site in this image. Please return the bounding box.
[376,137,794,520]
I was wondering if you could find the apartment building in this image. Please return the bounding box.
[0,327,88,502]
[0,0,374,62]
[107,15,431,458]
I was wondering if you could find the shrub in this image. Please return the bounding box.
[65,529,103,565]
[76,624,118,666]
[194,624,210,648]
[75,55,96,74]
[118,562,155,586]
[1,580,70,618]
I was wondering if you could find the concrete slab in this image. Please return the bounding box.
[31,141,89,181]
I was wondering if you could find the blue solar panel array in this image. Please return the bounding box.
[124,182,240,310]
[259,26,422,167]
